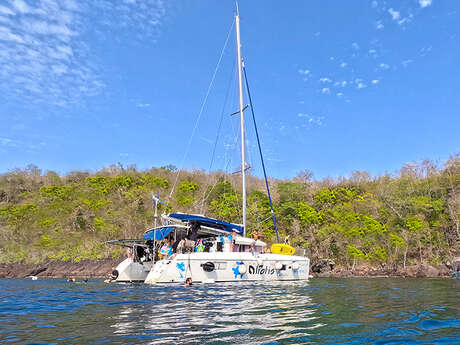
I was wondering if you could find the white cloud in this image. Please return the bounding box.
[357,82,367,89]
[419,0,432,8]
[298,69,310,75]
[337,92,344,97]
[379,63,390,70]
[319,77,332,83]
[0,5,15,16]
[341,81,347,87]
[297,113,324,126]
[371,79,379,84]
[402,59,413,67]
[0,137,21,147]
[376,22,384,30]
[352,42,360,50]
[52,64,68,75]
[12,0,30,14]
[321,88,330,94]
[120,153,129,157]
[340,62,347,68]
[388,8,400,21]
[0,26,24,42]
[136,103,150,108]
[0,0,169,108]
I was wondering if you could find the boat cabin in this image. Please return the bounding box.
[142,213,266,258]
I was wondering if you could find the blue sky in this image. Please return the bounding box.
[0,0,458,180]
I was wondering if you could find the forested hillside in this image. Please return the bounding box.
[0,156,459,270]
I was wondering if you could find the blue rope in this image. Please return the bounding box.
[242,65,280,243]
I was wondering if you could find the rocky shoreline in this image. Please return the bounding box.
[0,258,454,279]
[0,259,120,279]
[310,259,453,278]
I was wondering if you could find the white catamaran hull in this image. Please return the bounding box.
[115,258,153,282]
[144,252,309,284]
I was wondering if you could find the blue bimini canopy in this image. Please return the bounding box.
[143,226,175,241]
[168,213,244,235]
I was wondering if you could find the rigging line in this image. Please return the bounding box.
[208,59,236,177]
[218,71,240,206]
[227,67,242,175]
[218,74,239,195]
[198,59,237,213]
[168,19,235,201]
[259,214,273,224]
[243,64,280,243]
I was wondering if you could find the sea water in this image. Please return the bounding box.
[0,278,459,344]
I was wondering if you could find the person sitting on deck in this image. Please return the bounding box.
[160,240,173,258]
[188,222,200,242]
[229,231,236,252]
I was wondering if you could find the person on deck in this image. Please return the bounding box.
[159,241,169,257]
[284,235,290,245]
[160,239,174,258]
[230,231,237,251]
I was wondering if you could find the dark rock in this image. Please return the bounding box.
[311,259,335,273]
[416,263,450,278]
[29,267,47,277]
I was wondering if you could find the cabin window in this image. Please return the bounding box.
[216,262,227,270]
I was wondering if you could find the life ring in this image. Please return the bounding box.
[201,262,215,272]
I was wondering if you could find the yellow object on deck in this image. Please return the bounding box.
[270,243,295,255]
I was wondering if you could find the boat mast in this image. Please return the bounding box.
[235,3,247,237]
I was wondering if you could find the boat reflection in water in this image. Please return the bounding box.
[111,281,318,343]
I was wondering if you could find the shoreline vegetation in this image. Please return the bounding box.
[0,260,452,279]
[0,157,459,278]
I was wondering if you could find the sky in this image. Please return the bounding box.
[0,0,459,180]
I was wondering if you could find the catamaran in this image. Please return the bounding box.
[142,5,310,284]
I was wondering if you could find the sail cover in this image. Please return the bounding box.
[168,213,244,235]
[143,226,175,241]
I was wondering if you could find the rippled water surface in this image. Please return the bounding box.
[1,278,459,344]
